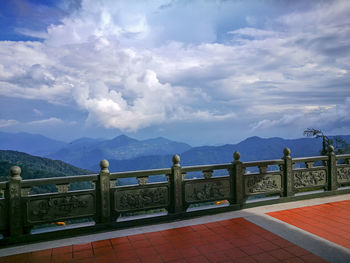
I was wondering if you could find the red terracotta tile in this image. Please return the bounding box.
[159,250,184,262]
[299,254,328,263]
[268,249,295,260]
[92,239,111,249]
[239,245,264,255]
[205,251,230,263]
[52,252,73,263]
[196,244,219,255]
[110,236,129,245]
[281,257,305,263]
[232,256,257,263]
[2,253,30,263]
[148,236,169,245]
[115,250,138,261]
[131,239,152,248]
[186,255,210,263]
[154,243,175,253]
[270,238,294,248]
[52,245,73,255]
[112,241,133,251]
[252,252,279,263]
[30,253,52,263]
[178,247,201,258]
[223,247,247,259]
[213,241,235,251]
[30,249,52,263]
[229,237,251,247]
[73,242,92,252]
[94,246,114,256]
[139,254,163,263]
[284,246,310,257]
[135,247,158,257]
[145,231,163,237]
[73,249,94,259]
[190,224,208,231]
[95,253,117,263]
[128,234,147,242]
[256,241,279,252]
[31,249,52,257]
[75,258,96,263]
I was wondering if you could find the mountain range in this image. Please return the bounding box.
[1,131,349,173]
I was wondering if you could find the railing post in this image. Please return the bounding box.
[169,154,184,214]
[232,151,244,206]
[6,166,23,237]
[97,160,111,223]
[327,145,338,191]
[283,148,294,197]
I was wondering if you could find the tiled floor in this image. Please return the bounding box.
[267,199,350,250]
[0,217,327,263]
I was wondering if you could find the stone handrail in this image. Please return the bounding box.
[1,146,350,245]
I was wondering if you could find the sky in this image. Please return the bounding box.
[0,0,349,146]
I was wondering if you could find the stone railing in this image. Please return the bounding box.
[1,146,350,245]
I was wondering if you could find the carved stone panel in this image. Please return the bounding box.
[115,187,169,212]
[245,173,281,195]
[293,169,327,189]
[26,193,95,224]
[337,167,350,183]
[185,179,230,203]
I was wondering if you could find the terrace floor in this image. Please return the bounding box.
[1,194,350,263]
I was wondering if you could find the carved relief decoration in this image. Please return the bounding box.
[337,167,350,183]
[115,187,168,211]
[185,179,230,203]
[27,194,95,223]
[293,169,327,188]
[245,174,281,194]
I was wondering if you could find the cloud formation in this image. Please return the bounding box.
[0,0,350,141]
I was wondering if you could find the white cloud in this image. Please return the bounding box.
[28,117,64,126]
[251,97,350,132]
[0,119,19,128]
[1,0,350,136]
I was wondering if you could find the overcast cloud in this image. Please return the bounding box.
[0,0,349,145]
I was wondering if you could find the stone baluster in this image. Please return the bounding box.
[169,154,184,214]
[283,148,294,197]
[327,145,338,191]
[259,165,267,174]
[137,176,148,185]
[97,160,111,223]
[6,166,23,237]
[57,184,69,193]
[203,170,213,179]
[305,162,314,169]
[231,151,244,206]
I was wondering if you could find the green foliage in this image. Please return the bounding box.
[303,129,350,155]
[0,150,94,193]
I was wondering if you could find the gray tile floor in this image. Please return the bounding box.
[1,193,350,262]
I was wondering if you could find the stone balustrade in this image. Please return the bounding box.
[1,146,350,245]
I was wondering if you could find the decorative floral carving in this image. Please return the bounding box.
[185,180,230,202]
[245,174,281,194]
[337,167,350,183]
[28,194,94,223]
[293,170,327,188]
[116,187,168,211]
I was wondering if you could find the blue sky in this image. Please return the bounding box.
[0,0,349,146]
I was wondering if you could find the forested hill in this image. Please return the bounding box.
[0,150,92,181]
